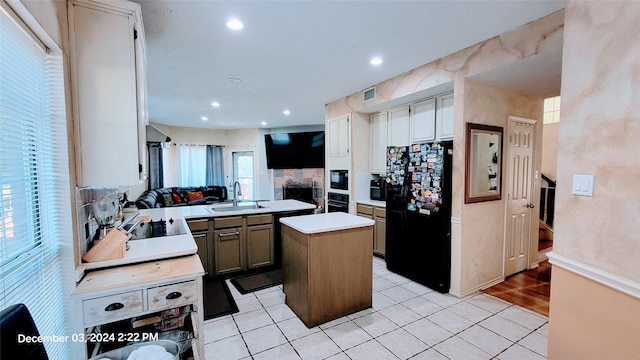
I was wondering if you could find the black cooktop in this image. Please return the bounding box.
[129,218,188,239]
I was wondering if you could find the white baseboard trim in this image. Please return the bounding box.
[453,276,504,298]
[547,252,640,300]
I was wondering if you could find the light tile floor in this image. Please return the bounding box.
[203,257,548,360]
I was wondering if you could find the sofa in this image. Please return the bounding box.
[135,186,228,209]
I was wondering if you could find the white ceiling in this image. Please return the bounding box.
[134,0,565,130]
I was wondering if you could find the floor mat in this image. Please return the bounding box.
[230,269,283,295]
[203,276,238,320]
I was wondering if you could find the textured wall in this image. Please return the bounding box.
[548,1,640,357]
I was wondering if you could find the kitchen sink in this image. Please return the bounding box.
[210,201,266,212]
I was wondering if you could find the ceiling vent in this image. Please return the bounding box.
[363,87,376,102]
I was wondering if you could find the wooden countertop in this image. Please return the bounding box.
[74,254,204,296]
[280,212,374,234]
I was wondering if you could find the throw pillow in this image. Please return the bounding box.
[187,191,204,201]
[179,192,189,203]
[171,192,182,204]
[162,194,174,206]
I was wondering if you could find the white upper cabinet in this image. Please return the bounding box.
[328,114,350,157]
[369,92,455,174]
[437,93,454,141]
[410,98,436,143]
[370,112,388,174]
[68,0,147,187]
[387,106,410,147]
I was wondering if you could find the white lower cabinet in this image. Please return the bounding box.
[73,255,204,359]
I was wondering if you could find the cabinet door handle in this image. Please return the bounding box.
[165,291,182,300]
[218,231,239,238]
[104,302,125,312]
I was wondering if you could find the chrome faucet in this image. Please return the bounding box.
[232,181,242,206]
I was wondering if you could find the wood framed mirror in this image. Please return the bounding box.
[465,123,503,203]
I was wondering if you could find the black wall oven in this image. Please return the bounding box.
[327,192,349,213]
[330,170,348,190]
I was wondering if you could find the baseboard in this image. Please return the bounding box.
[454,276,504,298]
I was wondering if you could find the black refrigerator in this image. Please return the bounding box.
[385,141,453,293]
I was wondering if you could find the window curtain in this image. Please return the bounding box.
[0,3,73,357]
[176,144,206,187]
[148,143,164,189]
[206,145,225,186]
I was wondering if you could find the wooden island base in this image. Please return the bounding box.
[282,222,373,328]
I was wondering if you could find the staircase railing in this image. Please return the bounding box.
[539,174,556,228]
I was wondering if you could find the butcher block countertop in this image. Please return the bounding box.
[74,254,204,295]
[279,212,374,234]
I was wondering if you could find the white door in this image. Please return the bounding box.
[505,116,536,276]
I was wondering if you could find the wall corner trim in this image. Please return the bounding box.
[547,252,640,300]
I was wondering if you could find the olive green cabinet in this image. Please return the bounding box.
[246,214,275,270]
[187,218,213,276]
[211,214,274,276]
[213,216,245,275]
[356,203,386,257]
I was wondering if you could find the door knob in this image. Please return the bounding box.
[524,203,535,208]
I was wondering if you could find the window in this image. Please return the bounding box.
[543,96,561,124]
[174,144,225,188]
[232,151,254,200]
[176,144,207,186]
[0,2,72,358]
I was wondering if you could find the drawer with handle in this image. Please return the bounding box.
[147,280,198,312]
[82,290,143,326]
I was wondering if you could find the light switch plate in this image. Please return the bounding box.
[572,174,594,196]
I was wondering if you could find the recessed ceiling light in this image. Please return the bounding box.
[260,121,267,126]
[201,116,208,121]
[370,57,383,65]
[228,77,242,83]
[283,110,291,115]
[211,102,220,107]
[226,18,244,30]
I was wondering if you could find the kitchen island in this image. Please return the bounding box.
[280,212,374,327]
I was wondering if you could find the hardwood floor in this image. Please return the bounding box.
[482,260,551,317]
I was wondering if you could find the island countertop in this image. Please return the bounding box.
[280,211,374,234]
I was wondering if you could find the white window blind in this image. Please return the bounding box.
[0,3,72,358]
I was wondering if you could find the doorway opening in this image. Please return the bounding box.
[538,95,560,258]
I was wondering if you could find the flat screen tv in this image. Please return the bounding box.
[265,131,325,169]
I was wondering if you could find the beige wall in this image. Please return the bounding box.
[326,9,562,296]
[548,1,640,357]
[459,80,543,294]
[553,1,640,283]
